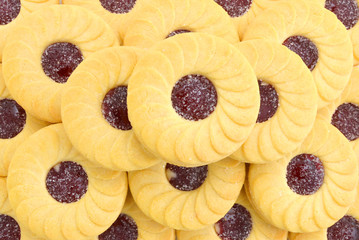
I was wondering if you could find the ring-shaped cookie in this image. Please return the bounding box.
[128,158,245,230]
[127,33,259,166]
[123,0,239,48]
[7,124,128,240]
[247,119,358,233]
[230,39,317,164]
[177,189,288,240]
[243,0,353,109]
[62,46,160,171]
[2,5,119,123]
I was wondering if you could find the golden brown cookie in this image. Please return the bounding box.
[62,46,160,171]
[243,0,353,109]
[230,39,317,164]
[247,119,358,233]
[128,158,245,230]
[127,33,259,167]
[7,124,128,240]
[2,5,119,123]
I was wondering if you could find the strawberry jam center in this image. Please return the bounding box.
[46,161,88,203]
[331,103,359,141]
[100,0,137,14]
[99,214,138,240]
[166,29,191,38]
[0,0,20,25]
[325,0,359,30]
[0,215,20,240]
[286,154,325,195]
[41,42,83,84]
[214,204,252,240]
[327,215,359,240]
[214,0,253,18]
[171,74,217,121]
[257,80,279,123]
[0,99,26,139]
[283,36,319,71]
[102,86,132,131]
[165,163,208,191]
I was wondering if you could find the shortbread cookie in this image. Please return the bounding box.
[127,33,259,166]
[128,158,245,230]
[243,0,353,109]
[177,189,287,240]
[7,124,128,240]
[2,5,119,123]
[62,47,160,171]
[230,40,317,164]
[123,0,239,48]
[247,119,358,233]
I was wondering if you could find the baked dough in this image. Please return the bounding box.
[127,33,259,166]
[123,0,239,48]
[230,39,317,164]
[177,189,288,240]
[62,46,160,171]
[128,157,245,230]
[247,119,358,233]
[243,0,353,109]
[7,124,128,240]
[2,5,119,123]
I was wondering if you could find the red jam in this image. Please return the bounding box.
[99,214,138,240]
[0,215,21,240]
[325,0,359,30]
[100,0,137,14]
[0,99,26,139]
[0,0,20,25]
[166,29,191,38]
[214,0,253,18]
[171,74,217,121]
[256,80,279,123]
[327,215,359,240]
[331,103,359,141]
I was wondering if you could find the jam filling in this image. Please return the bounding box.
[325,0,359,30]
[41,42,83,84]
[99,214,138,240]
[283,36,319,71]
[100,0,137,14]
[0,0,20,25]
[286,154,325,195]
[171,74,217,121]
[214,0,253,17]
[166,29,191,38]
[46,161,88,203]
[0,215,21,240]
[331,103,359,141]
[256,80,279,123]
[214,204,252,240]
[327,215,359,240]
[165,163,208,191]
[0,99,26,139]
[102,86,132,131]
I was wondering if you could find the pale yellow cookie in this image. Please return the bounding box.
[7,124,128,240]
[127,33,259,167]
[230,39,317,164]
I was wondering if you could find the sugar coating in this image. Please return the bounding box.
[332,103,359,141]
[0,98,26,139]
[327,215,359,240]
[99,213,138,240]
[0,214,21,240]
[0,0,21,25]
[214,0,252,18]
[325,0,359,30]
[256,80,279,123]
[166,29,191,39]
[100,0,137,14]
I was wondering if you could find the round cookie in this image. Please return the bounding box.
[243,0,353,109]
[128,157,245,230]
[127,33,259,167]
[123,0,239,48]
[62,46,160,171]
[7,123,128,240]
[247,119,358,233]
[230,39,317,164]
[177,189,288,240]
[2,5,119,123]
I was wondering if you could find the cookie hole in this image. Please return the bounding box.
[327,215,359,240]
[0,214,21,240]
[166,29,191,38]
[0,0,21,25]
[165,163,208,191]
[41,42,84,84]
[331,103,359,141]
[325,0,359,30]
[171,74,217,121]
[0,99,26,139]
[214,0,253,17]
[46,161,88,203]
[256,80,279,123]
[214,204,252,240]
[99,213,138,240]
[286,154,325,195]
[99,0,137,14]
[102,86,132,131]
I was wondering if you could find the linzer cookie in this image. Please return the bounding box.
[2,5,119,123]
[127,33,259,166]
